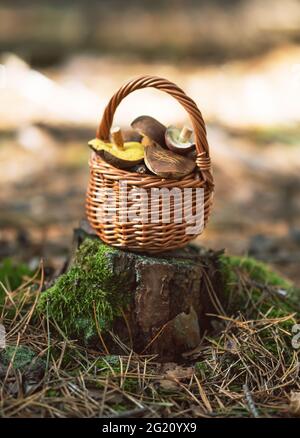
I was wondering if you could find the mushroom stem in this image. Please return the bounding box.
[141,136,153,147]
[111,127,124,150]
[179,126,193,143]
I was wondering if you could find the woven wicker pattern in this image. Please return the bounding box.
[86,75,214,252]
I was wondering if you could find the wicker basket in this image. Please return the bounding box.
[86,75,214,252]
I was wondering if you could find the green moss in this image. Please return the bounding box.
[110,403,128,413]
[220,255,292,289]
[96,355,121,373]
[122,378,140,393]
[0,258,33,307]
[195,361,212,379]
[46,389,60,398]
[37,239,134,343]
[218,254,299,360]
[0,345,37,371]
[0,286,4,309]
[219,254,300,316]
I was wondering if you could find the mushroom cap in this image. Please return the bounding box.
[88,138,144,169]
[131,115,166,147]
[165,125,195,155]
[143,139,196,179]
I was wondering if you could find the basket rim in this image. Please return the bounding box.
[89,152,211,186]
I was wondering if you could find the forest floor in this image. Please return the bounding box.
[0,250,299,418]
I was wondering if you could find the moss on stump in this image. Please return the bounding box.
[37,236,300,361]
[38,240,134,343]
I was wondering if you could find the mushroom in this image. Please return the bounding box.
[142,137,196,179]
[131,115,167,148]
[130,164,149,175]
[165,125,195,155]
[122,129,143,143]
[88,127,144,169]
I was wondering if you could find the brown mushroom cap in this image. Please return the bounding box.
[143,137,196,179]
[165,125,195,155]
[131,115,167,148]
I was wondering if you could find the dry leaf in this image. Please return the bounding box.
[156,364,195,392]
[158,379,179,392]
[224,338,239,354]
[165,365,194,381]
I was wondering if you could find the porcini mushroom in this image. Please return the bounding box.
[165,125,195,155]
[142,137,196,179]
[88,127,144,169]
[131,116,167,148]
[122,129,142,143]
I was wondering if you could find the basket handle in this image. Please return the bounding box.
[96,75,213,186]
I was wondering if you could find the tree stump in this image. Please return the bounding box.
[39,221,225,361]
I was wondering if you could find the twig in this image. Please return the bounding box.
[243,384,259,418]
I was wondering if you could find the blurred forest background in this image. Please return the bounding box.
[1,0,300,283]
